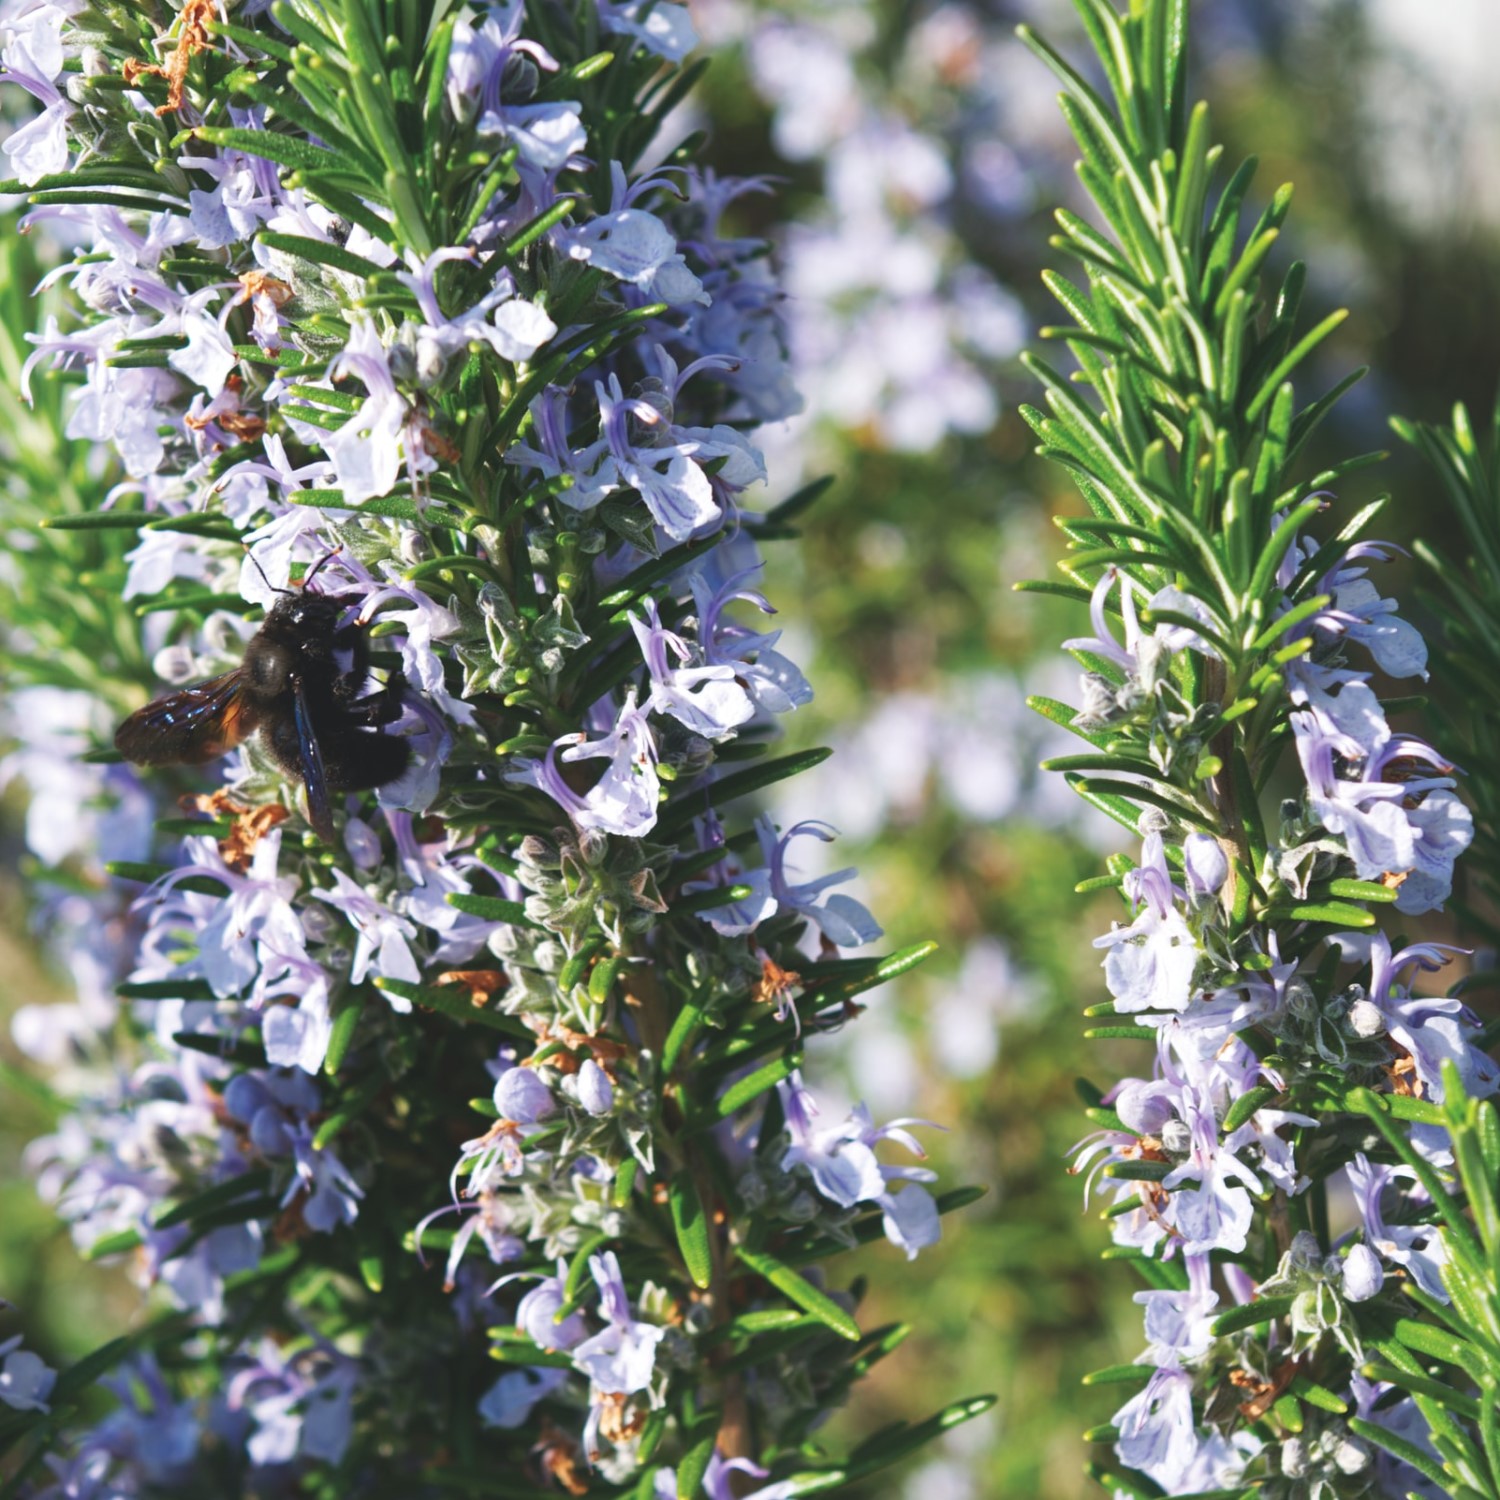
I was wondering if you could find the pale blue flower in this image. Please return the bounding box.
[495,1065,555,1125]
[256,947,332,1074]
[560,163,707,306]
[227,1341,356,1467]
[0,9,70,185]
[223,1071,363,1233]
[683,812,777,936]
[1397,789,1474,914]
[575,1059,614,1116]
[1313,547,1429,681]
[1342,1243,1384,1302]
[320,318,411,504]
[445,8,584,170]
[572,1250,666,1399]
[630,597,753,738]
[691,566,812,716]
[1332,930,1498,1101]
[594,373,718,537]
[0,1334,55,1413]
[396,246,556,369]
[1135,1253,1218,1362]
[510,690,661,837]
[595,0,696,62]
[349,564,474,726]
[880,1183,941,1260]
[1182,833,1228,899]
[777,1070,940,1257]
[1347,1153,1449,1301]
[90,1356,202,1486]
[1092,833,1198,1014]
[655,1453,801,1500]
[515,1263,588,1351]
[1158,1077,1259,1256]
[167,286,238,394]
[184,146,277,250]
[312,868,421,992]
[136,832,303,1000]
[121,526,212,600]
[759,817,882,948]
[1292,711,1422,881]
[1114,1362,1197,1486]
[478,1366,568,1429]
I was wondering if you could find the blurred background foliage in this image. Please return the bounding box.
[6,1,1500,1496]
[0,228,141,1437]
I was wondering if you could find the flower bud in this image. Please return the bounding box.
[343,817,383,871]
[1113,1080,1174,1137]
[1280,1437,1308,1479]
[1331,1434,1372,1474]
[1341,1242,1384,1302]
[415,331,451,388]
[387,333,418,384]
[1076,673,1120,726]
[517,834,559,869]
[397,528,432,567]
[516,1278,587,1352]
[500,52,540,101]
[152,643,201,685]
[1182,832,1228,896]
[1284,977,1316,1020]
[495,1066,555,1125]
[576,1059,614,1116]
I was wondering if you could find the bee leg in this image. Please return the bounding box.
[321,730,411,791]
[332,620,370,675]
[330,622,385,709]
[344,667,407,727]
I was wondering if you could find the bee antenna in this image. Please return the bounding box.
[302,547,343,593]
[242,546,293,597]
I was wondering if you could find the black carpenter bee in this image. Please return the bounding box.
[114,566,410,843]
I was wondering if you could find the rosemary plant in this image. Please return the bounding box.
[0,1,988,1494]
[1021,2,1493,1496]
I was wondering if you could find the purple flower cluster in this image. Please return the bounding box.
[0,0,957,1488]
[1058,533,1489,1492]
[1280,538,1471,915]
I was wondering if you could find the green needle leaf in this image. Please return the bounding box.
[735,1245,861,1342]
[668,1170,713,1291]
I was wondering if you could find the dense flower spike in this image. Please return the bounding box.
[1023,1,1498,1493]
[0,0,990,1491]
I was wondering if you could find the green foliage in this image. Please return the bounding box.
[1344,1069,1500,1497]
[1022,1,1500,1495]
[1019,6,1379,722]
[1398,398,1500,944]
[1023,0,1392,988]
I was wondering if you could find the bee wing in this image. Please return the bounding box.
[292,675,334,842]
[114,671,258,766]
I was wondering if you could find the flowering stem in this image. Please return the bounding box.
[1026,1,1494,1493]
[0,0,986,1490]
